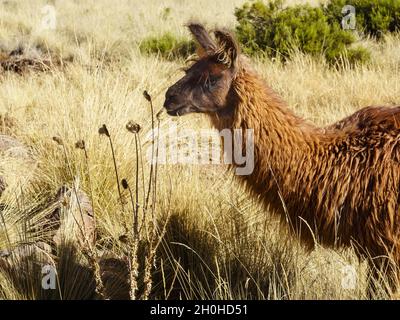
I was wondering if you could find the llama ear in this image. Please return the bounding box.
[187,23,217,57]
[214,29,240,69]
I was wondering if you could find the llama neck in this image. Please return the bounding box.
[213,68,320,169]
[211,68,325,219]
[233,70,316,138]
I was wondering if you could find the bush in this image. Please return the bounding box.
[346,45,371,65]
[235,0,370,65]
[139,32,195,60]
[325,0,400,38]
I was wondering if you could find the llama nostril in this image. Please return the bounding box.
[164,94,177,109]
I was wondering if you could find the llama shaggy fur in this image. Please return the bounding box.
[213,66,400,265]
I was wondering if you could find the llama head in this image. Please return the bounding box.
[164,23,240,116]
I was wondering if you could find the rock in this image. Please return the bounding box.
[0,45,53,74]
[0,241,53,263]
[49,186,96,248]
[0,134,31,159]
[0,134,35,197]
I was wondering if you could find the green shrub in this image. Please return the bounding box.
[325,0,400,38]
[139,32,195,60]
[235,0,370,65]
[348,46,371,64]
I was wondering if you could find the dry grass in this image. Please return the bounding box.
[0,0,399,300]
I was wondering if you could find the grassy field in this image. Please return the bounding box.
[0,0,399,300]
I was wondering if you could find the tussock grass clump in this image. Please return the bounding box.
[0,44,63,74]
[155,202,301,300]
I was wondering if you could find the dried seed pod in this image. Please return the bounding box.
[143,90,152,102]
[126,121,141,134]
[52,136,63,146]
[121,178,129,190]
[156,109,164,120]
[98,124,110,137]
[75,140,86,150]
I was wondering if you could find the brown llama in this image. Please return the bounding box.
[163,23,400,296]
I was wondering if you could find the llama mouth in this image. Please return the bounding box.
[166,105,190,116]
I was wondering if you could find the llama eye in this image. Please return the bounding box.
[204,76,218,91]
